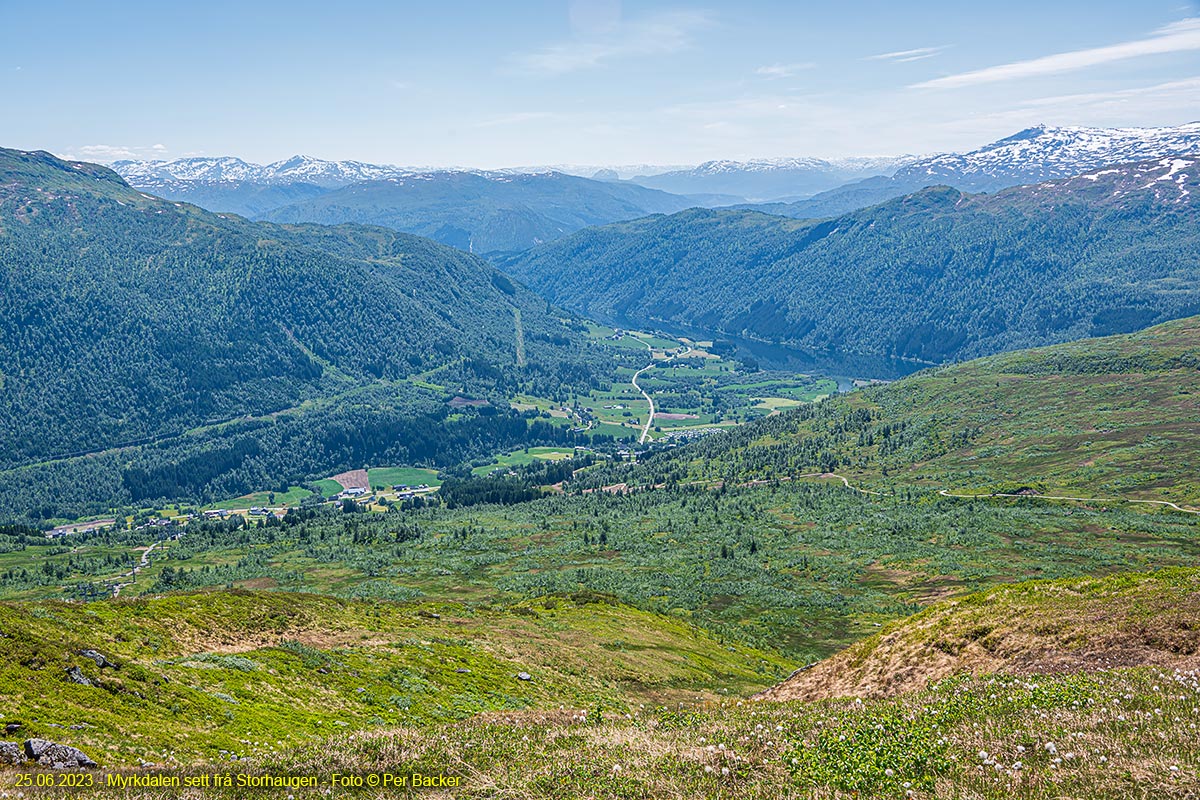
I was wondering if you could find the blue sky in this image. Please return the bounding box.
[2,0,1198,166]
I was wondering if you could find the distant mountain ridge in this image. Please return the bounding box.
[113,154,417,189]
[757,122,1200,218]
[110,122,1200,247]
[112,158,725,250]
[257,170,712,254]
[502,155,1200,367]
[629,155,923,201]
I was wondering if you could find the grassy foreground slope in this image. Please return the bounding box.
[612,316,1200,506]
[12,572,1198,799]
[256,663,1200,799]
[248,570,1200,799]
[0,590,787,765]
[760,567,1200,702]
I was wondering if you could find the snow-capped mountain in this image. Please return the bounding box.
[113,156,263,185]
[679,155,922,176]
[752,122,1200,220]
[113,155,416,189]
[627,155,924,201]
[1026,155,1197,206]
[113,157,686,190]
[112,152,924,205]
[628,124,1200,203]
[897,122,1200,189]
[111,123,1200,221]
[112,156,488,217]
[109,155,742,219]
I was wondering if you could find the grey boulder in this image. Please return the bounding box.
[79,650,115,669]
[24,738,98,768]
[64,666,92,686]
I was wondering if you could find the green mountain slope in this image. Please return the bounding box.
[260,171,704,254]
[575,316,1200,506]
[140,180,331,218]
[502,157,1200,366]
[0,149,608,518]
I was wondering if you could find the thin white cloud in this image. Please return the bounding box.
[869,46,945,63]
[1021,75,1200,109]
[67,145,143,162]
[512,9,713,75]
[756,62,815,79]
[913,17,1200,89]
[61,144,170,163]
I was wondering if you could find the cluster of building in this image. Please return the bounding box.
[658,427,724,442]
[390,483,432,500]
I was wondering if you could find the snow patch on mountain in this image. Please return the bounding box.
[113,155,426,189]
[111,156,620,191]
[677,155,923,177]
[900,123,1200,187]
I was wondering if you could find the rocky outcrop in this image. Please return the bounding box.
[78,649,116,669]
[0,742,24,765]
[0,739,99,769]
[64,666,92,686]
[22,738,98,769]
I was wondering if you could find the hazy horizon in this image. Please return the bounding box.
[50,119,1200,176]
[3,0,1199,169]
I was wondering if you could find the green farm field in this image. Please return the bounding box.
[471,447,579,476]
[367,467,442,489]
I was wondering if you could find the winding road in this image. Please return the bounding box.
[631,360,656,445]
[630,340,692,444]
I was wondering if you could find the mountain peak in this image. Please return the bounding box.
[271,154,318,168]
[995,125,1050,142]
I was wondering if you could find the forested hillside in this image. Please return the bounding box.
[260,170,703,254]
[503,157,1200,365]
[0,149,613,519]
[135,180,330,218]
